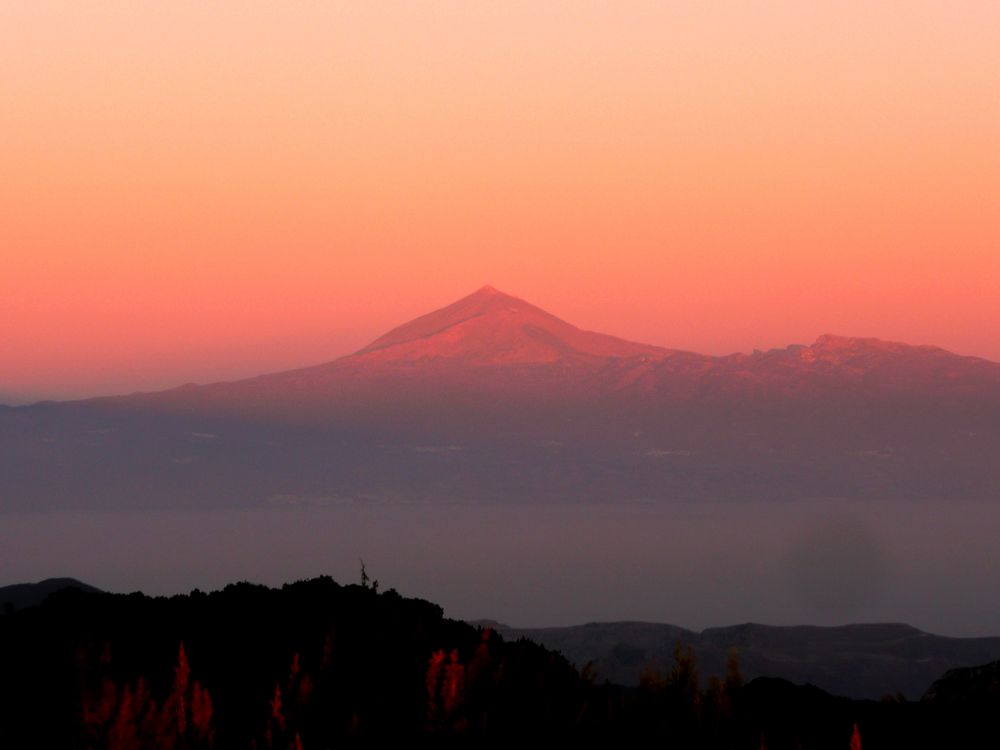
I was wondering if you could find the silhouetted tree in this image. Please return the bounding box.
[850,722,863,750]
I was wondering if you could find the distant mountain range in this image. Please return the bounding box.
[3,286,999,509]
[482,620,1000,701]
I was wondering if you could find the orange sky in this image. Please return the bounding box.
[3,2,999,403]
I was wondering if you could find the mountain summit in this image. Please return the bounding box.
[355,285,667,364]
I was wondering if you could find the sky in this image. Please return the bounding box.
[3,1,999,403]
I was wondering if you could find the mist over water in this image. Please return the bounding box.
[2,500,998,637]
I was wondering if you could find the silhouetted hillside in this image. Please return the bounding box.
[0,576,588,748]
[0,577,101,612]
[924,659,1000,704]
[1,576,999,748]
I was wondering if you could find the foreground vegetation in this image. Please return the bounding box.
[0,576,995,748]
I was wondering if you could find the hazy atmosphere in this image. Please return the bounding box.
[3,500,998,637]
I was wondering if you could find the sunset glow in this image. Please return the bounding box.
[3,2,999,402]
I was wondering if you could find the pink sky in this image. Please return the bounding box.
[3,2,999,402]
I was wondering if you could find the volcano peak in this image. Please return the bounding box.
[354,286,667,363]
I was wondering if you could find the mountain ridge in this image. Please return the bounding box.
[6,286,999,410]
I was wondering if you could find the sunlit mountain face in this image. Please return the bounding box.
[2,286,999,511]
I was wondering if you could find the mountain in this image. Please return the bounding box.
[0,578,101,612]
[119,286,1000,414]
[110,285,682,421]
[2,286,1000,510]
[484,620,1000,701]
[356,285,668,362]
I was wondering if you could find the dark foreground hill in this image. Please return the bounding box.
[924,659,1000,704]
[1,577,998,748]
[486,620,1000,700]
